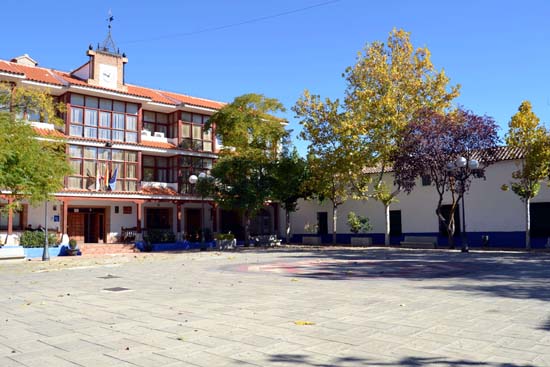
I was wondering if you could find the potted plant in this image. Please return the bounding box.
[302,222,320,245]
[215,232,236,250]
[347,212,373,246]
[67,238,79,256]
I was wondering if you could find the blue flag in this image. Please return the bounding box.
[108,167,118,191]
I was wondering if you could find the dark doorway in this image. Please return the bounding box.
[390,210,402,236]
[317,212,328,235]
[220,209,243,240]
[67,208,105,243]
[146,208,172,230]
[530,202,550,238]
[186,208,202,241]
[439,204,461,236]
[251,208,272,235]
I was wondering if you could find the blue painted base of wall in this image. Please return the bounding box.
[291,231,548,249]
[134,240,216,252]
[24,246,62,259]
[24,245,82,258]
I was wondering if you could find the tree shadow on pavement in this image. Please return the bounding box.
[268,353,536,367]
[238,248,550,302]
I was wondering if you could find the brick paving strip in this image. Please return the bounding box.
[0,247,549,366]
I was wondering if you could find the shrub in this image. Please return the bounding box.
[19,230,58,248]
[347,212,372,234]
[144,229,176,244]
[68,238,77,249]
[216,233,235,241]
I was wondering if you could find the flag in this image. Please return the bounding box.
[104,164,110,189]
[108,166,118,191]
[95,164,101,191]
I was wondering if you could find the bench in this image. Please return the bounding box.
[120,227,137,243]
[400,236,438,249]
[251,235,281,247]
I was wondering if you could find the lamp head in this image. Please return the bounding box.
[188,175,198,184]
[198,172,207,179]
[468,159,479,170]
[455,156,467,168]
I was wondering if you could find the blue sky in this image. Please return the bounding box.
[3,0,549,154]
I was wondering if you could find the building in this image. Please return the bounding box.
[290,149,550,249]
[0,37,282,246]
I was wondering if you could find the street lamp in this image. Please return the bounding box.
[188,174,207,249]
[448,156,479,253]
[42,201,50,261]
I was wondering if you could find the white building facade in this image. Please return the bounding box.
[290,157,550,249]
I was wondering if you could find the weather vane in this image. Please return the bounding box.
[100,9,118,54]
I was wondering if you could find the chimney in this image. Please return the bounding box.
[11,54,38,67]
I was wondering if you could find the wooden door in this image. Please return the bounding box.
[67,213,85,242]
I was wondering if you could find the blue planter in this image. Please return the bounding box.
[24,246,62,259]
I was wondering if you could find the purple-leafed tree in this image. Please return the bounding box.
[392,108,499,248]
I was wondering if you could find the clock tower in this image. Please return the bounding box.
[80,12,128,92]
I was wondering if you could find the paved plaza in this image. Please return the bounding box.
[1,247,550,366]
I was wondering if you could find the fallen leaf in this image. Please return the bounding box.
[291,278,299,282]
[294,321,315,326]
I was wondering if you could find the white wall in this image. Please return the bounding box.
[291,159,550,236]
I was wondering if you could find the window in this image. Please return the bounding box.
[69,94,140,143]
[421,175,432,186]
[179,112,212,152]
[66,145,138,192]
[0,208,22,230]
[177,156,212,194]
[142,156,172,183]
[390,210,402,236]
[142,110,171,137]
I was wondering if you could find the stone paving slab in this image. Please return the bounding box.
[1,247,550,366]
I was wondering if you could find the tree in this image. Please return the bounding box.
[504,101,550,250]
[342,28,460,245]
[293,91,349,245]
[0,84,71,212]
[206,93,287,245]
[393,108,499,248]
[271,146,311,243]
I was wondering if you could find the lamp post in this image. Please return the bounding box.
[42,201,50,261]
[188,174,207,249]
[448,156,479,253]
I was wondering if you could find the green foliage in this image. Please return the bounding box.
[215,233,235,241]
[271,147,310,212]
[0,85,71,210]
[19,230,58,248]
[211,155,273,216]
[343,28,460,184]
[205,93,288,159]
[207,93,288,245]
[347,212,372,234]
[505,101,550,201]
[144,229,176,244]
[68,238,78,249]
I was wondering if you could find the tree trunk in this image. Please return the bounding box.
[525,197,531,250]
[384,203,390,246]
[332,204,338,245]
[285,209,291,244]
[244,210,251,247]
[446,208,456,249]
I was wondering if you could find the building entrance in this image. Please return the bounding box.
[67,208,106,243]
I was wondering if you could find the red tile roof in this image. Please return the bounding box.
[33,127,66,138]
[141,186,179,196]
[140,140,176,149]
[0,58,225,110]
